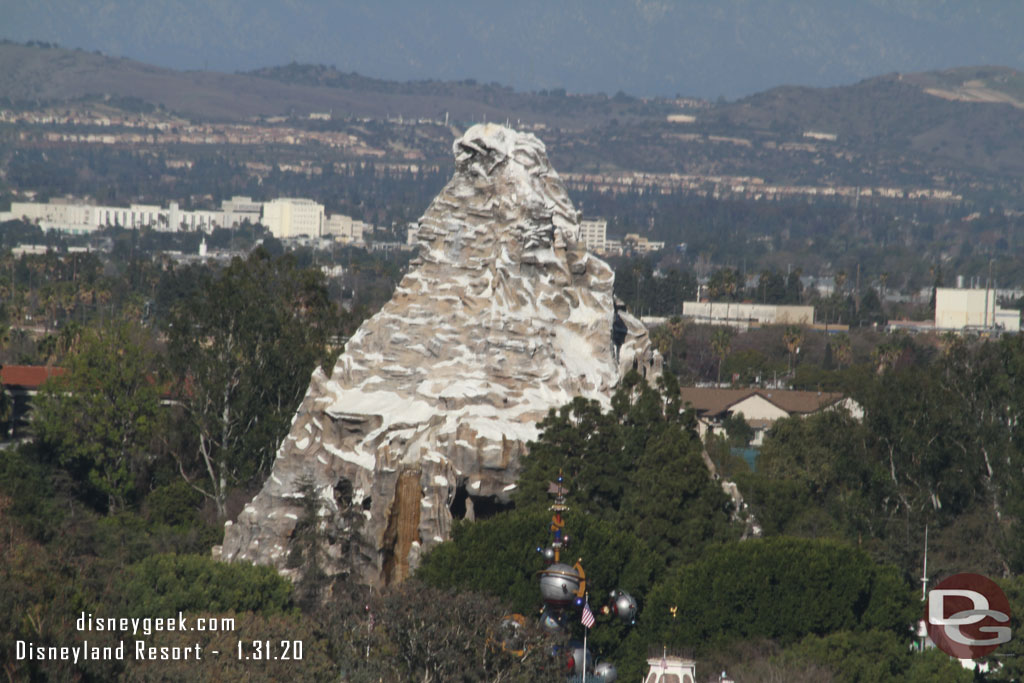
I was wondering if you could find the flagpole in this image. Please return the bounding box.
[582,591,589,683]
[582,622,587,683]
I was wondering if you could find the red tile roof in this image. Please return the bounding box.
[1,365,67,389]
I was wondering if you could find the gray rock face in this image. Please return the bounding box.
[214,124,660,587]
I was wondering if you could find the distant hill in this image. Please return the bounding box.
[0,42,667,128]
[4,0,1024,99]
[904,66,1024,109]
[710,71,1024,174]
[3,41,1024,197]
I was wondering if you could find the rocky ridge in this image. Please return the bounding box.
[214,124,660,587]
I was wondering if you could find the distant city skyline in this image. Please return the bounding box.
[3,1,1024,99]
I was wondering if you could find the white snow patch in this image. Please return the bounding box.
[324,389,436,430]
[324,441,375,470]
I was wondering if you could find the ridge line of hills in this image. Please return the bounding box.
[3,41,1024,126]
[3,42,1024,202]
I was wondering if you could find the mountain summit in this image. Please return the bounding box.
[215,124,659,587]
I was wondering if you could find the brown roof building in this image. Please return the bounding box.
[678,387,859,445]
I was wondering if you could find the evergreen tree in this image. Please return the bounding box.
[33,321,161,511]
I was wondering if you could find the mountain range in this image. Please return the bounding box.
[3,42,1024,202]
[4,1,1024,99]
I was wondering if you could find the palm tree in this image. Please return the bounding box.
[711,328,732,385]
[56,321,83,360]
[834,270,848,294]
[38,334,58,366]
[829,333,853,369]
[783,326,803,376]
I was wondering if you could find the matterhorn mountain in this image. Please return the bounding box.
[214,124,660,587]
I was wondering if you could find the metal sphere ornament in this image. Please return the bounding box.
[610,590,638,623]
[539,606,566,634]
[567,641,593,675]
[594,661,618,682]
[538,562,581,607]
[542,546,556,564]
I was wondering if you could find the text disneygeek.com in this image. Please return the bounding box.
[12,611,303,663]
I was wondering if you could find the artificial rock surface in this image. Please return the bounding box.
[214,124,660,587]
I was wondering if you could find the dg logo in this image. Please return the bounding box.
[926,573,1012,659]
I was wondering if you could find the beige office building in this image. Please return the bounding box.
[935,288,1020,332]
[261,198,324,238]
[578,218,607,252]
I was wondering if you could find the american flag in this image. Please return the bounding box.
[581,602,595,629]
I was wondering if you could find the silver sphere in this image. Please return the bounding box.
[594,662,618,682]
[569,643,592,675]
[539,563,580,607]
[539,607,564,634]
[542,547,556,563]
[612,591,637,622]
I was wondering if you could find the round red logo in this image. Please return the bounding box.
[926,573,1012,659]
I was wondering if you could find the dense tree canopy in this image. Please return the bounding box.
[33,321,161,511]
[164,249,339,517]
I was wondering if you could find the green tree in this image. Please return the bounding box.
[782,325,804,376]
[621,423,737,566]
[642,538,916,652]
[33,321,161,511]
[784,267,803,304]
[711,328,733,385]
[780,630,971,683]
[165,250,337,518]
[122,553,294,616]
[722,412,754,447]
[755,269,786,304]
[707,267,741,301]
[513,397,628,520]
[829,333,853,370]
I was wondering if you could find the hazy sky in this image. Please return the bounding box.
[3,0,1023,98]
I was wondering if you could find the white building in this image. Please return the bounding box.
[261,198,324,239]
[165,201,219,233]
[578,218,607,252]
[325,213,353,240]
[220,196,262,228]
[645,654,698,683]
[624,233,666,254]
[935,287,1020,333]
[9,199,164,234]
[324,214,372,243]
[682,301,815,329]
[8,200,97,234]
[8,198,219,234]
